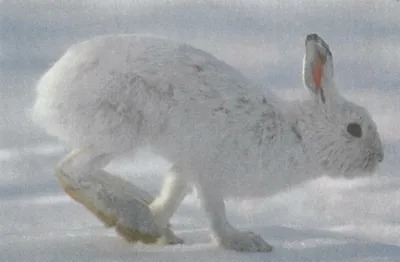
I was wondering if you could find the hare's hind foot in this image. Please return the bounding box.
[56,148,182,245]
[56,169,161,243]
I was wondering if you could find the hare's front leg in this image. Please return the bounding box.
[149,166,190,244]
[55,147,167,244]
[197,179,273,252]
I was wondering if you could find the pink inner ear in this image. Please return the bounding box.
[313,55,324,89]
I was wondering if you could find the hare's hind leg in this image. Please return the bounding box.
[55,147,164,244]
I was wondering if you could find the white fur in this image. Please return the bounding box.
[32,34,383,252]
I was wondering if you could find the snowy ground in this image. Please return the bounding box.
[1,1,400,261]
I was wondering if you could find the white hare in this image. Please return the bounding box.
[32,33,384,252]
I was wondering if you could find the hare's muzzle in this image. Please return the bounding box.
[376,151,384,163]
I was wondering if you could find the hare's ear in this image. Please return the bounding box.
[303,34,338,104]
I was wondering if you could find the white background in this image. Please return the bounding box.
[1,1,400,261]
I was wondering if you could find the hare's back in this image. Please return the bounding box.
[36,34,253,109]
[58,34,251,97]
[33,34,258,150]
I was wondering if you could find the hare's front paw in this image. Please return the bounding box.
[215,230,273,252]
[157,226,184,245]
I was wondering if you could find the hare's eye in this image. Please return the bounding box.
[347,123,362,138]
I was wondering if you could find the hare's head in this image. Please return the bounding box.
[295,34,384,178]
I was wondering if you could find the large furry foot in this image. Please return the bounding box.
[55,169,182,244]
[215,230,273,252]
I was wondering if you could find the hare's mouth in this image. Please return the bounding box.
[346,153,379,176]
[336,154,378,178]
[363,154,380,173]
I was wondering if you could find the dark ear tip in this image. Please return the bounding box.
[305,33,331,56]
[306,33,319,42]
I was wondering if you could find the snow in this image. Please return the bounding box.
[1,0,400,261]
